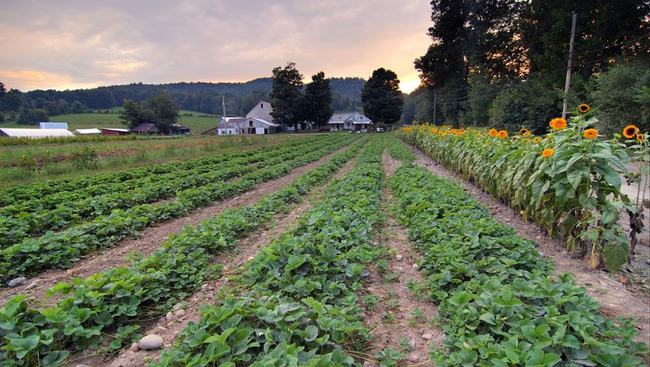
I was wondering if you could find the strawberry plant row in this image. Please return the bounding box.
[389,164,648,366]
[0,136,357,285]
[0,135,330,210]
[0,135,345,248]
[151,136,386,366]
[0,135,322,206]
[0,138,367,366]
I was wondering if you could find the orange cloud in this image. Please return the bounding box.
[0,70,98,91]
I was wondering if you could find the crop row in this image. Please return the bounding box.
[388,162,647,366]
[149,136,386,366]
[0,135,322,206]
[0,137,367,366]
[0,135,328,209]
[0,136,357,285]
[397,113,642,271]
[0,135,345,248]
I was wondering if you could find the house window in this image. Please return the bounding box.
[249,120,253,127]
[260,103,264,108]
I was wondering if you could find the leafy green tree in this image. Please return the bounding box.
[300,72,333,128]
[17,108,49,125]
[0,82,6,98]
[145,92,180,134]
[71,100,86,114]
[270,62,303,131]
[362,68,404,125]
[591,63,650,134]
[119,99,151,129]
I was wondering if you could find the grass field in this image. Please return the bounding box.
[0,110,219,134]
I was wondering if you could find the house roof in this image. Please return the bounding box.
[327,112,372,124]
[75,128,102,134]
[101,128,130,133]
[0,128,75,138]
[246,100,274,122]
[217,117,246,129]
[39,122,69,129]
[132,123,160,133]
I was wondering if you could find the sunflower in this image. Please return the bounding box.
[623,124,639,139]
[488,128,498,137]
[497,130,509,139]
[533,137,542,144]
[583,128,598,140]
[549,118,567,130]
[541,148,554,158]
[638,133,646,143]
[519,128,532,138]
[578,104,590,114]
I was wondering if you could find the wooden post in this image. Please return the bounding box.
[433,89,437,125]
[562,11,577,119]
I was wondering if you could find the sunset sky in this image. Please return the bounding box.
[0,0,432,93]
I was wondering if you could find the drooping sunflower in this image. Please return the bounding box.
[623,124,639,139]
[488,128,498,137]
[578,104,590,114]
[549,118,567,130]
[541,148,554,158]
[519,128,531,138]
[583,128,598,140]
[533,137,542,144]
[497,130,508,139]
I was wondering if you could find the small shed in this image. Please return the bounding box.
[75,128,102,135]
[101,128,130,136]
[39,122,69,129]
[0,128,75,138]
[132,123,160,135]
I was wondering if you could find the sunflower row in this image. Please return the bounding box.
[389,163,647,366]
[0,138,367,366]
[398,107,647,271]
[0,135,357,285]
[150,136,386,366]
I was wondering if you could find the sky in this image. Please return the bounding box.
[0,0,432,93]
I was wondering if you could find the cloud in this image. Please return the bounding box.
[0,0,431,92]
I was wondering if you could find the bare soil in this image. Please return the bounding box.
[358,153,444,367]
[410,146,650,343]
[68,152,359,367]
[0,145,353,307]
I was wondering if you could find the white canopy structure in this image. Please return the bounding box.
[0,128,75,138]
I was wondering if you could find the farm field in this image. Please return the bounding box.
[0,134,648,366]
[0,134,315,188]
[0,110,218,133]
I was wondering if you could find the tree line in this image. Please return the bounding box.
[269,63,404,130]
[0,78,366,125]
[406,0,649,134]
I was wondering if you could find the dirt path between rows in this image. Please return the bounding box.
[68,152,361,367]
[0,144,354,307]
[359,153,444,367]
[410,145,650,343]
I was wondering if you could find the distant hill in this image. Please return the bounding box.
[25,77,366,116]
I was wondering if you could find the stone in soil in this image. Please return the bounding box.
[137,334,164,350]
[422,333,433,340]
[7,277,26,287]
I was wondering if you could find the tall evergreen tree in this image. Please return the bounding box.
[361,68,404,125]
[270,62,303,131]
[300,72,333,128]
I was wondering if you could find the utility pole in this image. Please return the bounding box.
[432,89,437,125]
[221,95,227,117]
[562,11,577,119]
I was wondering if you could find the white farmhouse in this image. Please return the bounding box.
[327,112,372,131]
[216,100,279,135]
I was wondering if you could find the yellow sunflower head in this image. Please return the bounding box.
[578,104,590,114]
[583,128,598,140]
[623,124,639,139]
[533,137,542,144]
[488,128,498,137]
[497,130,508,139]
[549,118,567,130]
[541,148,555,158]
[638,133,646,143]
